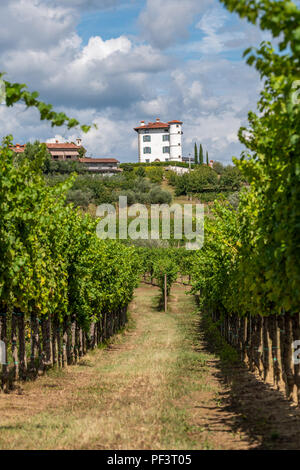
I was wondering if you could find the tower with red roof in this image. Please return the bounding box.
[134,118,183,163]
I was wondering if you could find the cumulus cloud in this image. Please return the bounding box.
[52,0,120,10]
[0,0,264,164]
[0,103,63,144]
[164,56,260,163]
[192,4,270,56]
[0,0,75,51]
[2,28,170,109]
[139,0,213,49]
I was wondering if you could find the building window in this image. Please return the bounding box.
[143,147,151,154]
[146,159,150,163]
[176,124,179,127]
[143,135,151,142]
[162,135,170,141]
[53,155,59,159]
[66,155,72,159]
[144,129,150,134]
[178,143,181,146]
[163,146,170,153]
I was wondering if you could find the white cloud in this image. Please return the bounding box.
[53,0,120,10]
[78,36,132,62]
[165,55,261,163]
[195,7,230,54]
[192,5,270,56]
[46,135,67,144]
[67,113,139,158]
[2,30,169,111]
[0,0,265,164]
[137,96,171,117]
[139,0,213,49]
[0,0,75,51]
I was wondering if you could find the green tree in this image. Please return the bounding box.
[165,170,177,186]
[146,166,164,184]
[149,186,172,204]
[174,166,218,195]
[219,165,242,190]
[66,189,93,208]
[206,151,209,166]
[78,146,86,159]
[16,141,51,173]
[194,143,198,164]
[212,161,224,175]
[174,173,189,196]
[47,159,86,175]
[121,163,134,172]
[191,0,300,320]
[199,144,204,165]
[189,165,218,192]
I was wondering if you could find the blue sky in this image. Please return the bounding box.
[77,1,143,43]
[0,0,268,163]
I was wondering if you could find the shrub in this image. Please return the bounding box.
[122,163,134,172]
[133,177,152,193]
[196,192,221,203]
[212,161,224,175]
[165,170,178,186]
[149,186,172,204]
[47,159,87,174]
[66,189,93,208]
[117,190,137,205]
[174,166,218,195]
[146,166,164,184]
[219,165,242,190]
[135,166,146,177]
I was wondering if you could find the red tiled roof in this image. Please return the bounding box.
[79,158,119,164]
[134,121,170,131]
[46,143,80,149]
[134,120,182,131]
[11,142,82,152]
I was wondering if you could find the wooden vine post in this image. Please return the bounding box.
[0,309,8,391]
[164,274,167,313]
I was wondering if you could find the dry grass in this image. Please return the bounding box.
[0,283,252,450]
[0,285,184,449]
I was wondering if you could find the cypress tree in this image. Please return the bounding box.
[199,144,204,165]
[206,150,209,166]
[194,143,198,164]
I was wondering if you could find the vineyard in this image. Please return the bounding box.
[186,0,300,405]
[0,0,300,452]
[0,138,140,391]
[131,0,300,408]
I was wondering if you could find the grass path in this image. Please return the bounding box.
[0,283,252,450]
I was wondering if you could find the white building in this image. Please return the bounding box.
[134,118,183,163]
[166,166,190,175]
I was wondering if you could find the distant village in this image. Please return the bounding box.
[12,139,121,176]
[11,118,214,176]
